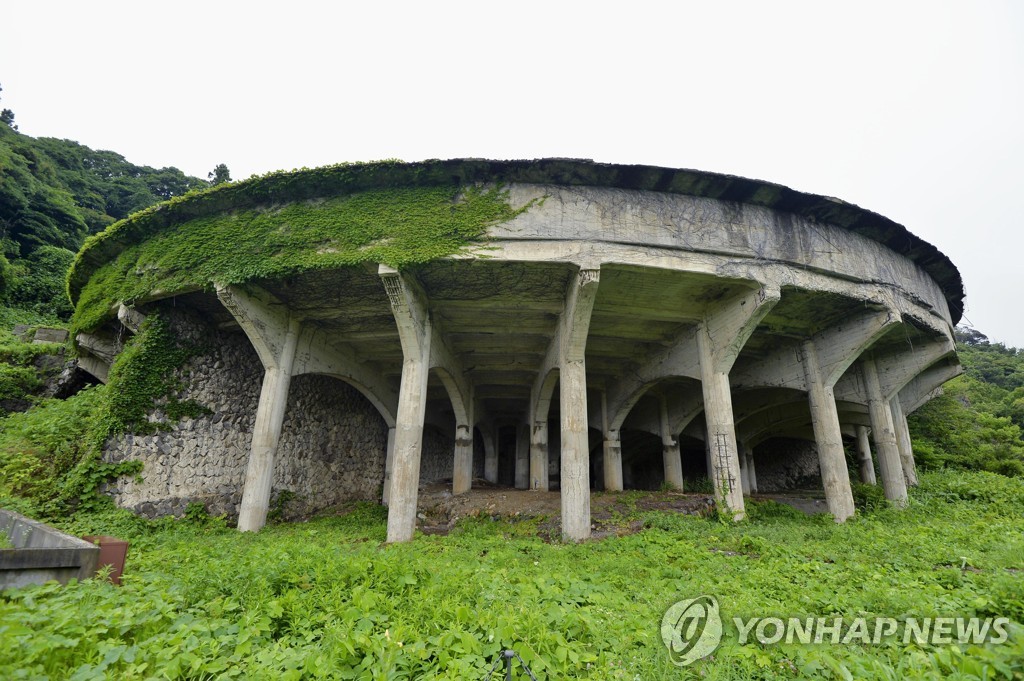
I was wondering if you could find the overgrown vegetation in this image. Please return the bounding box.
[0,118,207,323]
[909,328,1024,477]
[70,180,530,334]
[0,472,1021,679]
[0,313,200,515]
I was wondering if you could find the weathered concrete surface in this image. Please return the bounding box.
[72,161,962,541]
[1,510,99,589]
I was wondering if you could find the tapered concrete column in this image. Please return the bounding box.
[380,266,434,542]
[382,427,396,504]
[215,284,302,533]
[387,345,431,541]
[694,286,778,519]
[890,398,918,486]
[698,337,745,519]
[703,424,714,483]
[560,359,591,541]
[603,431,623,491]
[238,322,300,532]
[744,445,758,494]
[738,455,750,495]
[483,427,498,484]
[452,424,473,495]
[515,424,530,489]
[855,425,876,485]
[802,340,855,522]
[660,398,683,490]
[862,358,908,506]
[530,420,548,491]
[529,267,599,541]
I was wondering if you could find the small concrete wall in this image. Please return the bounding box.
[0,510,99,589]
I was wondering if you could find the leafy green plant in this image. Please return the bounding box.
[70,178,533,335]
[0,471,1020,680]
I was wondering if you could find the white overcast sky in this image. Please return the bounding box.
[2,1,1022,344]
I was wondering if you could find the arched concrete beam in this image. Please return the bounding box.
[833,337,957,404]
[604,326,699,434]
[900,361,964,414]
[731,308,898,391]
[296,326,399,428]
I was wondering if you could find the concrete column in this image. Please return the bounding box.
[386,340,432,542]
[862,358,908,506]
[698,331,745,519]
[238,321,300,532]
[855,425,876,485]
[802,340,855,522]
[559,359,591,541]
[660,398,683,490]
[744,445,758,494]
[380,266,434,543]
[890,398,919,486]
[703,424,713,483]
[739,450,751,495]
[603,431,623,491]
[530,420,548,491]
[452,424,473,495]
[382,426,396,504]
[514,424,530,490]
[483,427,498,484]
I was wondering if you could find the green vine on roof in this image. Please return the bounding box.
[70,182,531,335]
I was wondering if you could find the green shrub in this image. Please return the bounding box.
[851,481,887,513]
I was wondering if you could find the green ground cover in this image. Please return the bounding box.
[1,471,1021,680]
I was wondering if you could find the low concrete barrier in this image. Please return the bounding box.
[0,509,99,589]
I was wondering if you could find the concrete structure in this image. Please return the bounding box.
[0,510,100,589]
[68,159,963,542]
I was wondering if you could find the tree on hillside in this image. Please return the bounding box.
[208,163,231,185]
[0,83,17,131]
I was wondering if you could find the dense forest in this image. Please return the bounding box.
[0,89,209,323]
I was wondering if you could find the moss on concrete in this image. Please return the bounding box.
[71,182,527,334]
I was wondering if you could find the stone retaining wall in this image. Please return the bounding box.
[102,308,454,520]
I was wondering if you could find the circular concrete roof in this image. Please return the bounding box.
[68,158,964,323]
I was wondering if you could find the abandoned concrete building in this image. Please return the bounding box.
[68,159,963,542]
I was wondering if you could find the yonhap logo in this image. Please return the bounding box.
[661,595,723,666]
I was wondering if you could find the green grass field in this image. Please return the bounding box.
[2,471,1022,680]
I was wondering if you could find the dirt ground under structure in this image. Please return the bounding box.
[412,479,829,540]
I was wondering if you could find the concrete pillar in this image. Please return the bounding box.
[382,427,396,504]
[483,427,498,484]
[238,321,300,532]
[855,425,876,485]
[698,330,745,519]
[739,450,751,495]
[603,431,623,491]
[744,445,758,494]
[530,420,548,491]
[452,424,473,495]
[862,358,908,506]
[386,341,432,542]
[802,340,855,522]
[379,266,434,542]
[890,398,919,486]
[660,398,683,490]
[514,424,530,490]
[703,423,713,483]
[559,359,591,541]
